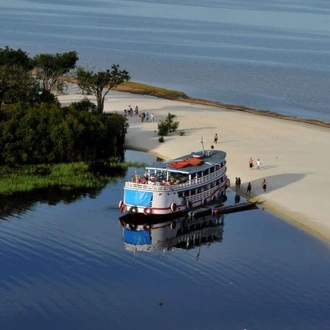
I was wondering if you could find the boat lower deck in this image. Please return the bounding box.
[119,199,258,226]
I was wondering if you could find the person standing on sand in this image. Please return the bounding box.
[256,159,261,169]
[214,133,218,144]
[238,177,241,189]
[246,182,252,194]
[262,178,268,192]
[249,157,253,169]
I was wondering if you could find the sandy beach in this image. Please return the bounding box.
[59,90,330,241]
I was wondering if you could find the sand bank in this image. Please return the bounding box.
[59,91,330,242]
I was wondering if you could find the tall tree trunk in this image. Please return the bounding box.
[96,90,103,113]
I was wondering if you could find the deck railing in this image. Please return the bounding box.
[125,166,227,192]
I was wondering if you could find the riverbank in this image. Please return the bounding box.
[59,90,330,242]
[64,78,330,128]
[116,82,330,128]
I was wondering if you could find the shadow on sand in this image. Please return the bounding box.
[235,172,308,196]
[258,164,279,170]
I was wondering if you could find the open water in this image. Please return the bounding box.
[1,2,330,328]
[1,0,330,122]
[0,150,330,330]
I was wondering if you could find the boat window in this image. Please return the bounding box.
[179,191,188,198]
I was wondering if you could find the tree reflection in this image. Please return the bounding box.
[0,187,103,220]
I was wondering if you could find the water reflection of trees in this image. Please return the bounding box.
[0,187,104,220]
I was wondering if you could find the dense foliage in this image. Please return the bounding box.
[0,47,75,107]
[0,102,128,166]
[70,97,97,113]
[0,46,130,169]
[0,47,38,108]
[0,46,33,70]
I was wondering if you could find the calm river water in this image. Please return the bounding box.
[1,0,330,122]
[1,150,330,330]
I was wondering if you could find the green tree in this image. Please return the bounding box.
[0,46,33,70]
[76,65,130,113]
[33,51,78,92]
[157,113,179,136]
[0,65,42,109]
[0,47,38,108]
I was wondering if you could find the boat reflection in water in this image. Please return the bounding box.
[119,212,224,253]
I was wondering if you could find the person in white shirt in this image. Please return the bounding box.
[256,159,261,169]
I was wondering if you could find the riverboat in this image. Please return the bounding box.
[118,138,228,216]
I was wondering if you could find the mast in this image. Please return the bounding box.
[200,136,205,155]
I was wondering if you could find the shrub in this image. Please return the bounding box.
[157,112,179,136]
[158,121,169,136]
[70,97,97,112]
[158,136,164,143]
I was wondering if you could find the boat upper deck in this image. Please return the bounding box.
[125,149,227,190]
[146,149,226,175]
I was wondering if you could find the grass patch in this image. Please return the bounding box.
[0,161,147,196]
[62,75,188,100]
[116,82,189,100]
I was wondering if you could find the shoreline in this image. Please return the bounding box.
[59,90,330,243]
[64,79,330,128]
[126,145,330,244]
[114,84,330,129]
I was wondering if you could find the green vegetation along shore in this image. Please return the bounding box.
[0,161,146,196]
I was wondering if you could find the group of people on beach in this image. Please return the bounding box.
[249,157,262,170]
[235,177,241,190]
[123,105,155,123]
[235,178,268,195]
[124,105,139,117]
[139,112,155,123]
